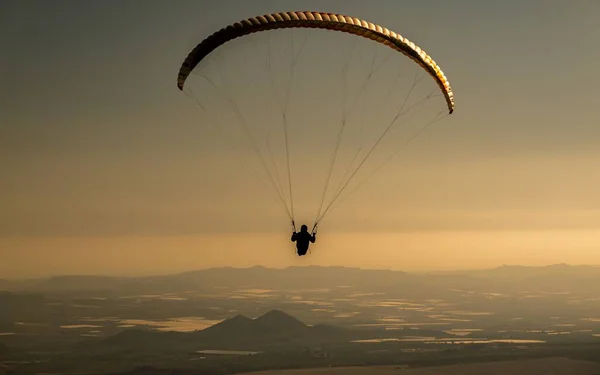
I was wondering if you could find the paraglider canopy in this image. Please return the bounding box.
[177,11,454,114]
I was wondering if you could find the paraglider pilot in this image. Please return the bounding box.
[291,222,316,256]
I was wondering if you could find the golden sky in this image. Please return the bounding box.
[1,0,600,277]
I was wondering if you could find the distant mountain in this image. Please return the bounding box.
[5,266,412,295]
[104,310,361,352]
[493,263,600,276]
[199,310,307,340]
[444,263,600,278]
[7,264,600,296]
[455,264,600,293]
[103,328,186,350]
[6,273,212,296]
[1,275,128,295]
[177,265,408,290]
[34,275,126,292]
[197,314,265,339]
[254,309,308,332]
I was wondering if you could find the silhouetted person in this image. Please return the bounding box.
[291,224,316,256]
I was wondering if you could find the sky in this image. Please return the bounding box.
[1,0,600,278]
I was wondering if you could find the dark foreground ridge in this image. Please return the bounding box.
[105,310,353,351]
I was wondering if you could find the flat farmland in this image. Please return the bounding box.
[243,358,600,375]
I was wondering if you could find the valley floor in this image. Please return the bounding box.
[241,357,600,375]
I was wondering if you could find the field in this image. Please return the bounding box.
[244,358,600,375]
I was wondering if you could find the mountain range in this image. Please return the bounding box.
[2,264,600,297]
[101,309,364,352]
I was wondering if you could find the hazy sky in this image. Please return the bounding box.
[2,0,600,277]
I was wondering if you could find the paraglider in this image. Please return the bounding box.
[176,11,455,255]
[291,223,317,256]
